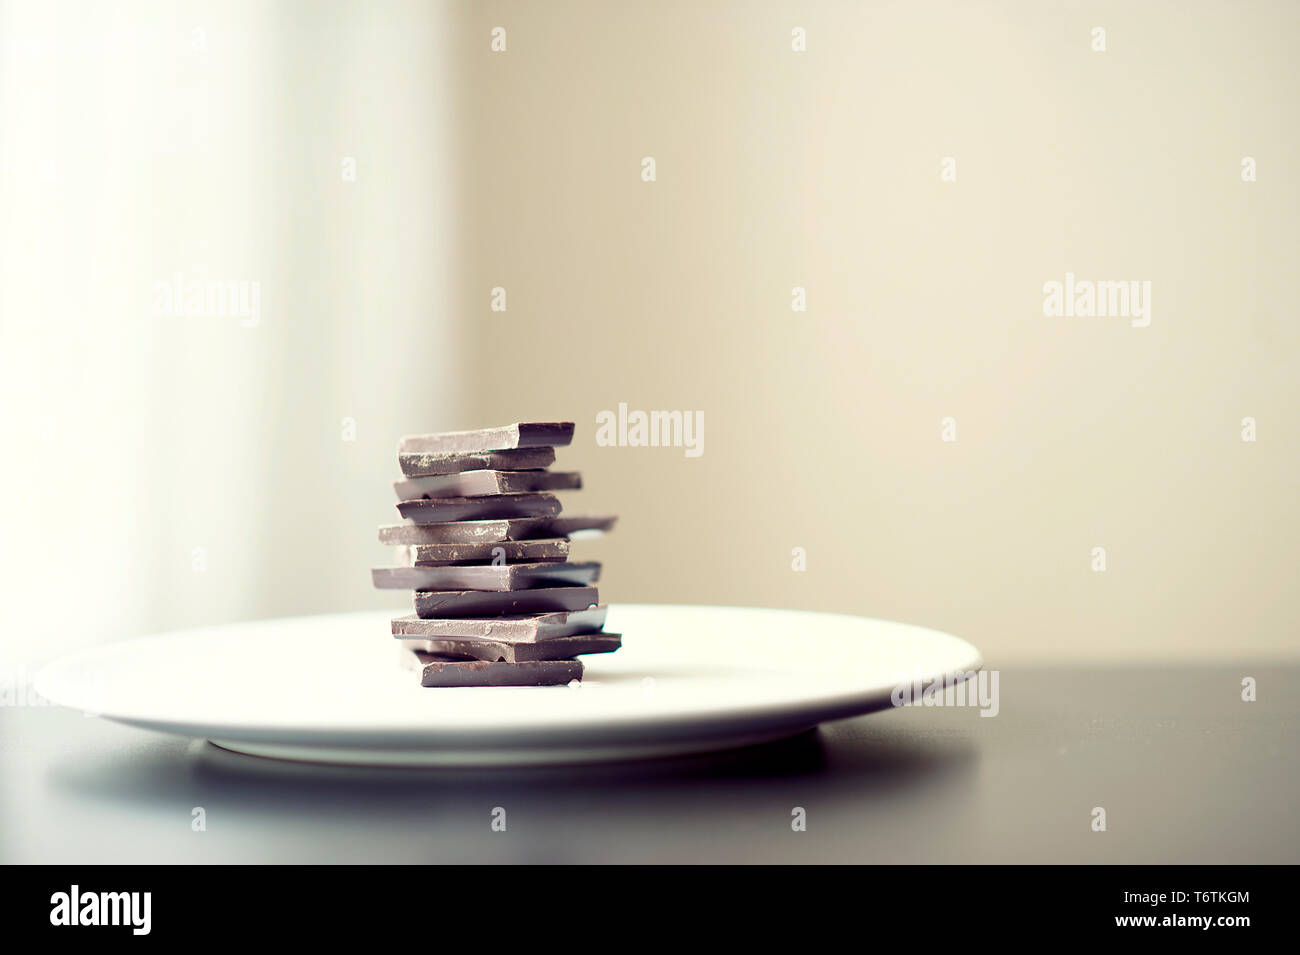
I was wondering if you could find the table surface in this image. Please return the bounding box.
[2,664,1295,864]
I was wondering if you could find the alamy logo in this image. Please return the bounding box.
[0,664,53,707]
[892,669,999,717]
[151,271,261,327]
[49,885,151,936]
[1042,272,1151,327]
[595,404,703,458]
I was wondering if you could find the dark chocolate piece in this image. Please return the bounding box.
[401,648,583,687]
[373,561,601,592]
[395,493,560,523]
[413,586,598,618]
[379,518,549,545]
[377,514,615,546]
[398,422,574,455]
[398,447,555,477]
[394,538,570,566]
[546,515,619,537]
[402,632,621,663]
[393,470,581,501]
[391,606,609,641]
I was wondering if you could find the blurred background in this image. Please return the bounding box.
[1,0,1297,668]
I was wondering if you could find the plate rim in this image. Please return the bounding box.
[34,602,984,748]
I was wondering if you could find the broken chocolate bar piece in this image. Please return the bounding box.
[394,538,570,566]
[377,514,615,546]
[546,515,619,538]
[414,586,598,618]
[402,632,622,663]
[391,606,609,641]
[393,469,581,501]
[395,493,560,523]
[394,493,561,524]
[398,447,555,477]
[401,648,583,687]
[373,561,601,592]
[398,422,574,455]
[379,518,548,545]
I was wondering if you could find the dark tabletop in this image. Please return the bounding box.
[2,665,1295,864]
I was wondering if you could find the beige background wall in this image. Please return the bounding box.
[1,1,1296,665]
[456,0,1300,662]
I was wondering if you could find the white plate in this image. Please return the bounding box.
[35,604,982,766]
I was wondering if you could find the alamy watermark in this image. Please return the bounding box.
[50,886,151,936]
[0,664,53,707]
[1042,272,1150,327]
[151,271,261,327]
[892,668,999,717]
[595,404,703,458]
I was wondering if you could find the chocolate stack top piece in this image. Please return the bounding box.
[373,421,619,687]
[398,422,575,454]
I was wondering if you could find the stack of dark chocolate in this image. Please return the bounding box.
[372,421,620,687]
